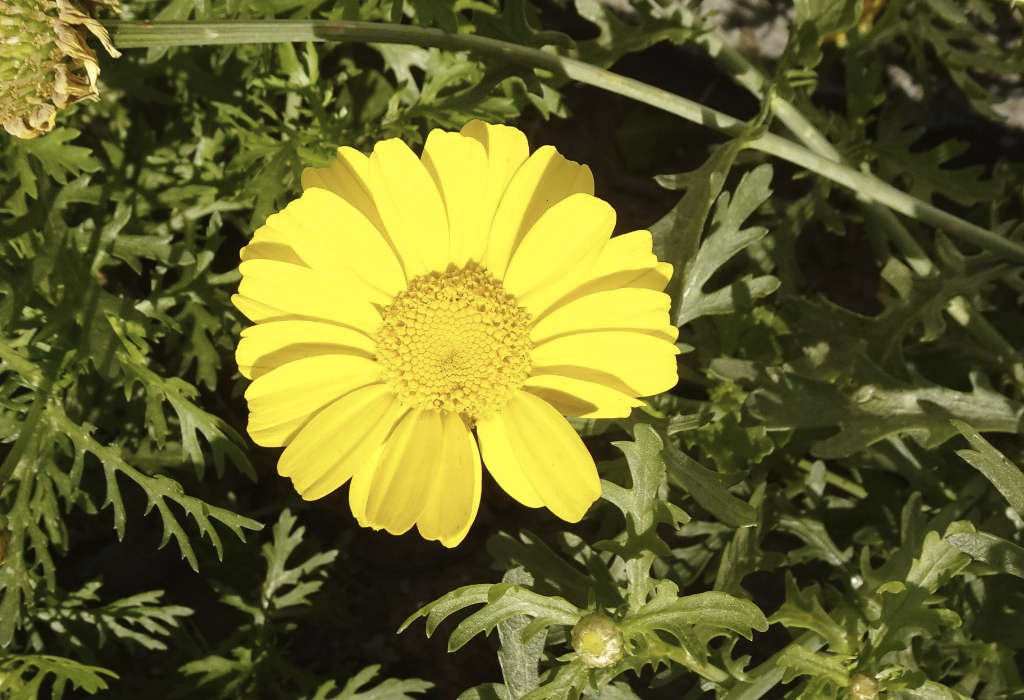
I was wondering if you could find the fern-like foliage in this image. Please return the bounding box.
[405,424,767,699]
[31,581,193,653]
[300,665,432,700]
[0,653,116,698]
[178,509,428,698]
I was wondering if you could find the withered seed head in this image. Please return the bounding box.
[1,0,121,138]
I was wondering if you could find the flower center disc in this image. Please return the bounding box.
[376,263,532,421]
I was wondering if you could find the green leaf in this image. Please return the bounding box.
[0,473,51,647]
[594,683,645,700]
[496,568,545,699]
[775,515,852,569]
[681,376,777,473]
[906,524,975,594]
[456,685,509,700]
[301,665,432,700]
[895,679,975,700]
[874,109,999,207]
[0,653,116,697]
[45,405,261,571]
[400,583,580,653]
[775,644,849,686]
[399,584,491,637]
[621,582,769,643]
[713,484,770,597]
[448,586,580,652]
[651,140,756,320]
[660,437,757,528]
[672,164,779,326]
[520,661,589,700]
[794,0,861,38]
[769,573,851,653]
[949,419,1024,516]
[603,424,691,611]
[487,531,593,607]
[177,299,228,391]
[2,129,101,216]
[261,509,339,614]
[179,647,253,694]
[123,363,253,479]
[607,424,686,538]
[946,531,1024,580]
[745,362,1023,459]
[36,581,193,651]
[408,0,458,32]
[869,526,973,658]
[899,0,1024,120]
[574,0,697,67]
[25,128,101,184]
[473,0,574,51]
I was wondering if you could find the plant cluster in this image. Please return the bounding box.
[1,0,1023,698]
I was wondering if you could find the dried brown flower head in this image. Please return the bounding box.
[1,0,121,138]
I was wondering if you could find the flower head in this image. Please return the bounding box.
[1,0,121,139]
[849,673,879,700]
[571,612,623,668]
[234,121,678,546]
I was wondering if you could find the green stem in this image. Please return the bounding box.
[687,19,1024,372]
[684,15,940,277]
[104,19,1024,264]
[796,460,868,500]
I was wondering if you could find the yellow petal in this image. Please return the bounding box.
[477,391,600,522]
[244,355,381,447]
[523,373,643,419]
[460,120,530,262]
[475,413,544,509]
[415,412,482,547]
[231,295,284,324]
[301,146,387,235]
[351,408,443,536]
[548,230,673,309]
[280,384,406,501]
[530,288,675,345]
[531,331,679,397]
[589,230,673,289]
[503,192,614,310]
[421,129,489,267]
[240,223,304,266]
[483,145,594,277]
[270,188,406,304]
[367,138,450,277]
[236,320,375,380]
[235,259,381,333]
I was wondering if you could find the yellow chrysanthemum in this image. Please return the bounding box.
[233,121,679,547]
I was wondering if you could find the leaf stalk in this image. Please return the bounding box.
[102,19,1024,263]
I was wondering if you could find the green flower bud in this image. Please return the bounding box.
[1,0,120,138]
[849,672,879,700]
[571,613,623,668]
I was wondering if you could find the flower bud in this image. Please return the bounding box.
[571,613,623,668]
[849,672,879,700]
[1,0,121,138]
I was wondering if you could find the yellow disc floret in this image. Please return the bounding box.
[376,263,532,421]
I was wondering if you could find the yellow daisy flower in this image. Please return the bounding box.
[233,121,679,547]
